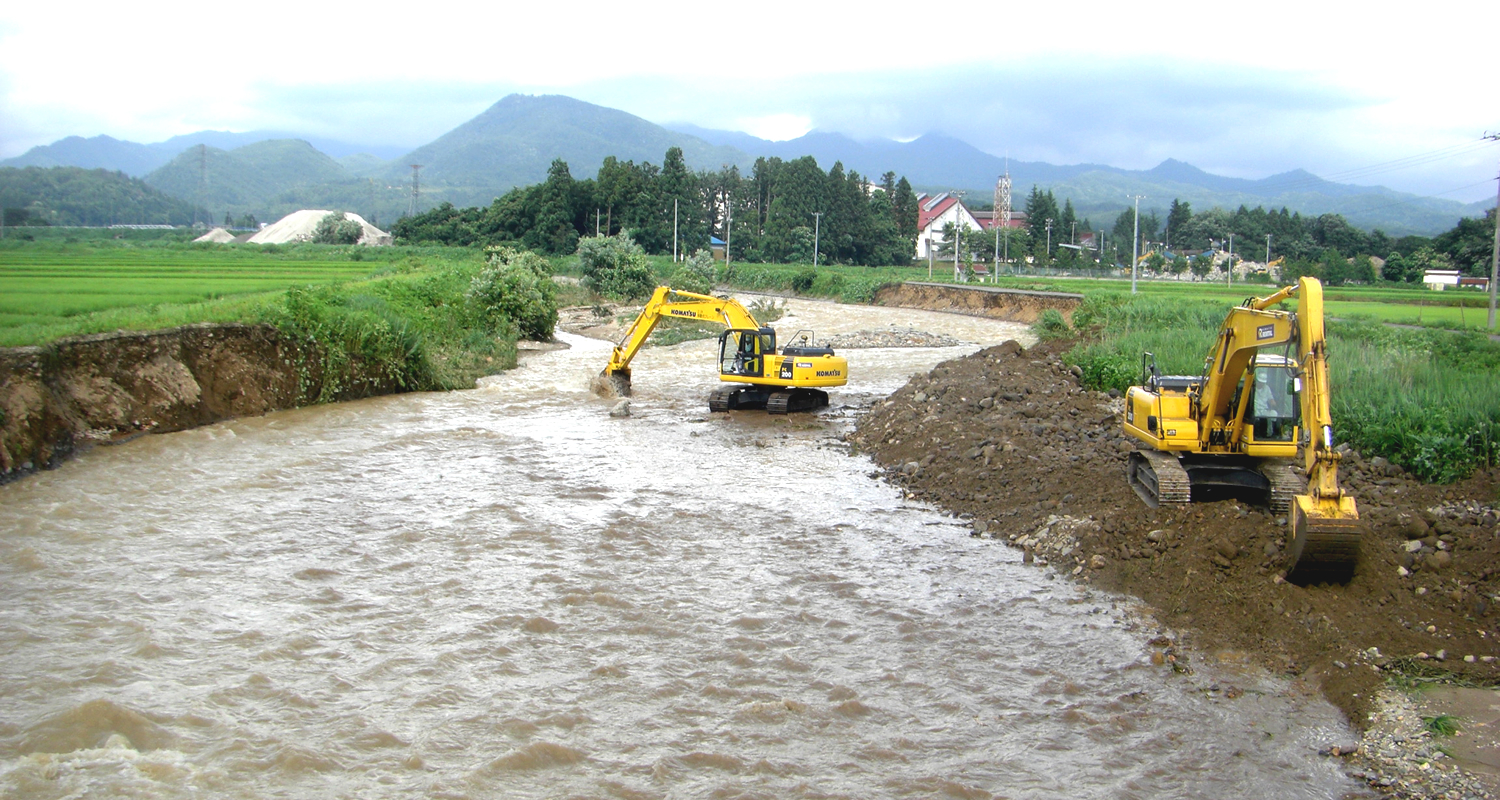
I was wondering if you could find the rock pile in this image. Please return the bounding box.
[823,329,961,349]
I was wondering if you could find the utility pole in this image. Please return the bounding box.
[1227,233,1235,287]
[811,212,822,268]
[407,165,423,217]
[673,199,679,262]
[1129,195,1145,294]
[951,191,967,281]
[725,197,732,270]
[1045,218,1053,259]
[1486,133,1500,329]
[1265,234,1272,272]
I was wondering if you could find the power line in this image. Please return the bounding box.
[1253,138,1498,195]
[1308,179,1497,221]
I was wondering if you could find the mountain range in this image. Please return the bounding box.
[2,94,1487,236]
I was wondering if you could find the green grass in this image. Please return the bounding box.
[1423,714,1461,737]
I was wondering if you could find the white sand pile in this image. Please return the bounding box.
[246,210,393,246]
[193,228,237,244]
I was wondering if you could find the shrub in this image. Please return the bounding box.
[469,247,559,341]
[668,249,716,295]
[311,212,364,245]
[576,233,655,300]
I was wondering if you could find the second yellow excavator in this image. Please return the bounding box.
[599,286,848,414]
[1123,277,1363,584]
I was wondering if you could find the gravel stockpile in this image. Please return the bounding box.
[246,210,391,246]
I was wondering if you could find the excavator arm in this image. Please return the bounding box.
[1283,277,1362,583]
[602,286,763,381]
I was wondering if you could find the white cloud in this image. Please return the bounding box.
[735,114,812,142]
[2,1,1496,199]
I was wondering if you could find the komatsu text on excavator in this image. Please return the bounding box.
[1123,277,1363,584]
[599,286,847,414]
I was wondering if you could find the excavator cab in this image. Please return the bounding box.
[1245,359,1298,444]
[719,327,776,378]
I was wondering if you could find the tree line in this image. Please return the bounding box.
[948,187,1495,286]
[392,148,919,267]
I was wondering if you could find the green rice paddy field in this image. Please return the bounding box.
[0,242,477,347]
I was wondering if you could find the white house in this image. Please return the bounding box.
[915,193,1027,262]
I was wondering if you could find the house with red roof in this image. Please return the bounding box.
[915,193,1027,261]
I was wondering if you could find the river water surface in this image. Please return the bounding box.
[0,298,1365,798]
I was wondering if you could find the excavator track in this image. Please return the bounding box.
[766,389,829,415]
[1127,450,1192,508]
[712,386,828,414]
[1285,500,1363,585]
[708,387,737,413]
[1261,461,1304,513]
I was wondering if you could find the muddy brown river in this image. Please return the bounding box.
[0,298,1366,798]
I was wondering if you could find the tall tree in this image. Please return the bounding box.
[524,158,580,254]
[1166,199,1192,248]
[892,177,918,239]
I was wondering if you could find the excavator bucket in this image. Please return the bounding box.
[590,369,631,399]
[1284,494,1362,585]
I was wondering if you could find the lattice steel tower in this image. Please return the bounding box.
[995,166,1012,266]
[407,164,423,217]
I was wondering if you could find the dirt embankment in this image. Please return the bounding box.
[0,323,405,483]
[874,282,1082,324]
[848,338,1500,732]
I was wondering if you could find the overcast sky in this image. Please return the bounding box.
[2,0,1496,201]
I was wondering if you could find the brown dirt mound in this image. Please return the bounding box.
[849,338,1500,728]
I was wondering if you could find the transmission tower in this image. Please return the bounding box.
[996,166,1012,271]
[407,164,423,217]
[199,144,208,228]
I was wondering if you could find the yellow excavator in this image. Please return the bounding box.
[599,286,847,414]
[1123,277,1362,584]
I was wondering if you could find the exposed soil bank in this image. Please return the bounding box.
[847,339,1500,729]
[0,323,405,484]
[873,282,1083,323]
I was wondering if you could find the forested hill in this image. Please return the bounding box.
[145,140,354,211]
[386,95,750,207]
[0,166,199,227]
